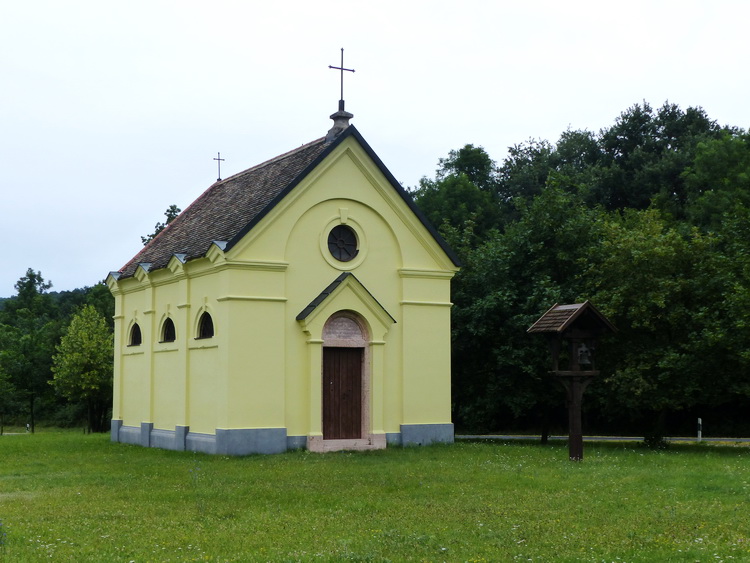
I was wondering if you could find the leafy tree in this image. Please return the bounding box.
[449,188,606,433]
[411,145,506,249]
[0,269,53,323]
[51,305,113,432]
[712,205,750,391]
[497,139,555,205]
[412,174,502,246]
[141,204,181,245]
[46,284,115,330]
[0,269,59,432]
[597,102,722,213]
[554,129,602,173]
[436,144,499,193]
[580,209,739,434]
[83,282,115,330]
[682,131,750,230]
[495,103,724,216]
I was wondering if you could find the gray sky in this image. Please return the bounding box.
[2,0,749,297]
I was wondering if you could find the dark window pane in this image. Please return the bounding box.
[162,318,176,342]
[198,312,214,339]
[130,323,142,346]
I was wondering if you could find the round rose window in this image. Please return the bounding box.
[327,225,359,262]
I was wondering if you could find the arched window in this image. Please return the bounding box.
[129,323,142,346]
[161,318,176,342]
[197,312,214,339]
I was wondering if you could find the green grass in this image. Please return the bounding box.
[0,433,749,562]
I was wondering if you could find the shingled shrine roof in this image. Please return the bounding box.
[115,126,461,280]
[527,301,616,334]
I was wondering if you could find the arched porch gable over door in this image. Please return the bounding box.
[297,272,396,452]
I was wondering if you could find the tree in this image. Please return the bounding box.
[409,103,750,435]
[597,102,722,213]
[51,305,113,432]
[449,188,606,433]
[412,174,502,247]
[711,205,750,394]
[141,204,181,245]
[436,144,499,193]
[0,269,59,432]
[497,139,555,205]
[682,131,750,230]
[579,208,741,435]
[411,145,506,251]
[82,282,115,330]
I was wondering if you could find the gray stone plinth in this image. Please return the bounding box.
[140,422,154,447]
[215,428,288,455]
[400,423,454,446]
[111,419,123,442]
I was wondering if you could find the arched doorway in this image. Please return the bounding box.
[322,313,368,441]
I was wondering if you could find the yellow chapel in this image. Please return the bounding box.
[107,105,460,454]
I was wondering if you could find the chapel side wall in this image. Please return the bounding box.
[152,350,182,430]
[400,303,452,424]
[399,274,453,425]
[150,275,189,432]
[121,351,148,425]
[221,267,286,430]
[114,261,289,437]
[116,284,152,428]
[187,346,219,433]
[184,271,224,435]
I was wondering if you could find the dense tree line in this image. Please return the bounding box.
[0,270,113,433]
[413,101,750,437]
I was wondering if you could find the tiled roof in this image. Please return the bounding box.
[118,137,330,278]
[115,125,460,280]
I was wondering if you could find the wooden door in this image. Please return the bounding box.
[323,347,363,440]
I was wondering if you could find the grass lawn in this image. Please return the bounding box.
[0,432,748,562]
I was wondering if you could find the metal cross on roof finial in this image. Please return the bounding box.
[329,48,354,111]
[213,152,225,181]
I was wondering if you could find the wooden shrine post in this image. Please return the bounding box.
[528,302,616,461]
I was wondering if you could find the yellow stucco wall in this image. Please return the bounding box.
[109,135,457,441]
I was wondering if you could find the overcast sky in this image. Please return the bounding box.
[2,1,749,297]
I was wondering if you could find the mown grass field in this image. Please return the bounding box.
[0,431,748,562]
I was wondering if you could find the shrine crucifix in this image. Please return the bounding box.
[329,48,355,111]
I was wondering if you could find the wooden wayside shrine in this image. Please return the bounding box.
[528,301,616,461]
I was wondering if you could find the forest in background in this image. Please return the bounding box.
[1,101,749,439]
[0,274,113,432]
[412,101,750,439]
